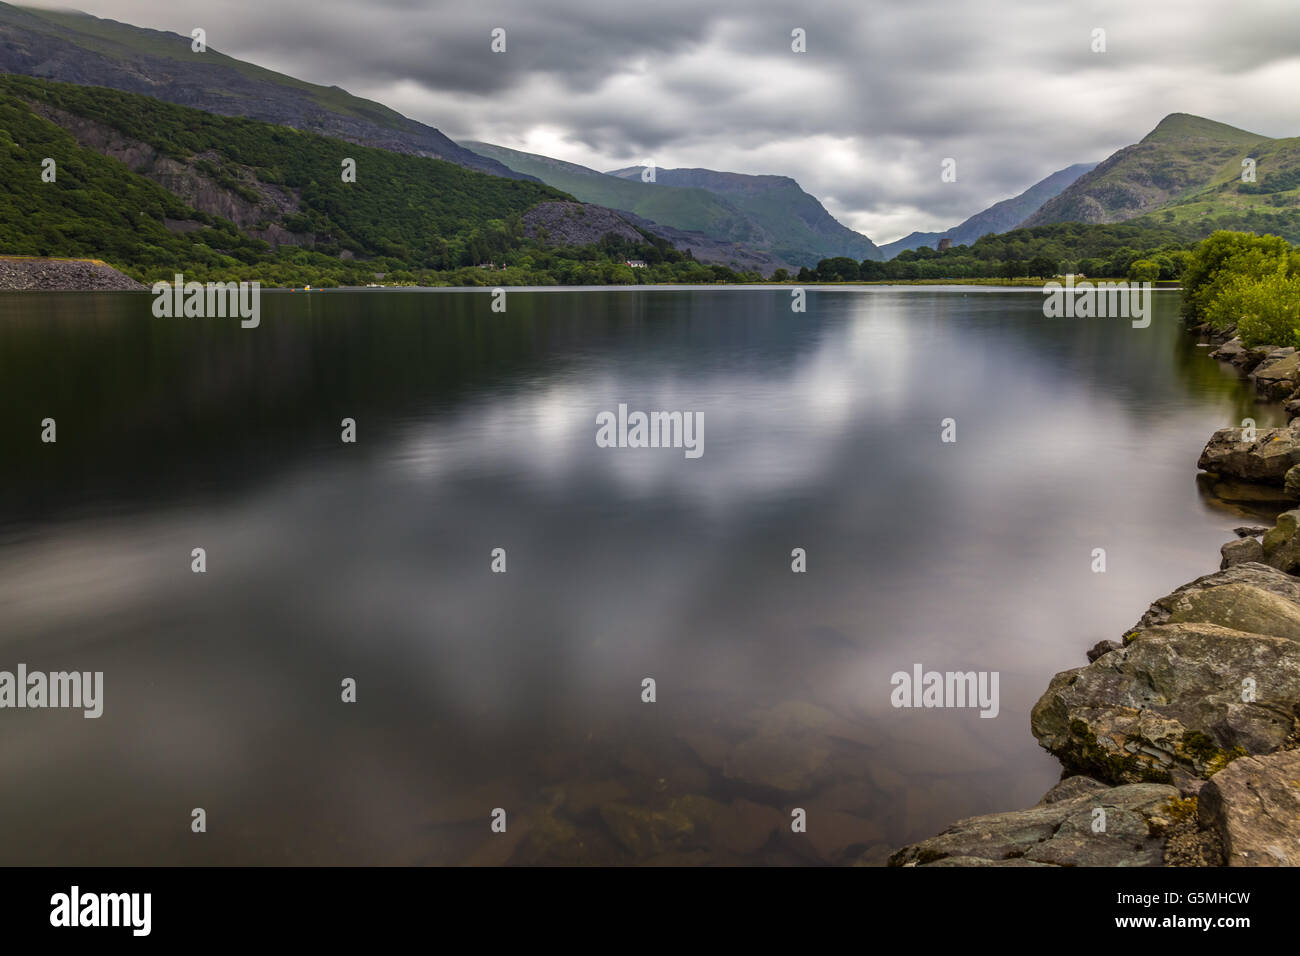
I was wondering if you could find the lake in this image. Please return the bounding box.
[0,286,1277,865]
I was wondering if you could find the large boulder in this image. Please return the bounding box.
[1198,419,1300,483]
[1252,349,1300,400]
[1032,565,1300,783]
[888,779,1178,867]
[1031,623,1300,782]
[1126,563,1300,632]
[1034,564,1300,780]
[1198,750,1300,866]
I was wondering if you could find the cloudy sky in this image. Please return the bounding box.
[26,0,1300,242]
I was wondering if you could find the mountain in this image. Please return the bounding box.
[462,143,759,240]
[0,74,637,283]
[0,2,528,180]
[1021,114,1274,228]
[464,141,879,268]
[877,162,1096,258]
[605,165,881,264]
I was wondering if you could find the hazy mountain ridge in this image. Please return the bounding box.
[878,162,1097,257]
[606,165,881,264]
[465,141,879,268]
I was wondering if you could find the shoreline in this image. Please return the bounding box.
[890,320,1300,868]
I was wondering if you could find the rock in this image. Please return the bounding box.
[598,802,696,859]
[1287,466,1300,498]
[1087,639,1123,663]
[1162,582,1300,641]
[1203,478,1298,506]
[919,855,1054,867]
[523,201,644,247]
[1287,397,1300,422]
[792,807,886,864]
[1038,776,1109,804]
[721,701,841,794]
[1255,351,1300,400]
[1127,562,1300,633]
[1198,419,1300,483]
[723,731,833,795]
[710,799,786,854]
[1198,750,1300,866]
[1234,526,1271,537]
[1210,337,1246,363]
[1164,805,1225,867]
[1169,768,1207,799]
[1031,621,1300,782]
[1221,537,1265,568]
[1263,509,1300,572]
[888,783,1178,867]
[512,807,621,865]
[676,729,731,770]
[0,255,145,291]
[554,778,630,816]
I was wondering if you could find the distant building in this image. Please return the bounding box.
[937,237,952,252]
[626,259,648,268]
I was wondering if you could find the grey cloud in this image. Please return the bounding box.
[23,0,1300,241]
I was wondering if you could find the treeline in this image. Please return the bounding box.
[800,214,1300,283]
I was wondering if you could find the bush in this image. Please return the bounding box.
[1208,267,1300,347]
[1181,230,1292,324]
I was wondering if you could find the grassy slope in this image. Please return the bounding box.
[461,141,760,240]
[1023,113,1278,227]
[606,165,879,264]
[0,75,568,277]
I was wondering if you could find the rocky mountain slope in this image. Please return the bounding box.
[0,2,527,180]
[1022,113,1274,227]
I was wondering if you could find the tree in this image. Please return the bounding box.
[1027,255,1057,278]
[1127,259,1161,283]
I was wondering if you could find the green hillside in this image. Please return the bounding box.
[0,75,733,286]
[464,142,880,266]
[462,141,759,241]
[0,3,525,179]
[606,165,881,265]
[1022,113,1275,227]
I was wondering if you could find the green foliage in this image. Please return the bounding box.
[0,75,731,286]
[1180,229,1292,323]
[1127,259,1161,282]
[1207,267,1300,346]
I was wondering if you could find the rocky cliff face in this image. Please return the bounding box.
[26,102,313,249]
[522,202,644,247]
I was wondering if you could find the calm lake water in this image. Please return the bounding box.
[0,287,1279,865]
